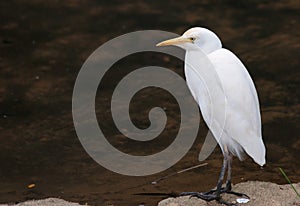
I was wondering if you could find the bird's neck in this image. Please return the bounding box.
[195,33,222,54]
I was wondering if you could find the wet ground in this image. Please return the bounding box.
[0,0,299,205]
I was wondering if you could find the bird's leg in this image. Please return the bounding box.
[180,151,232,205]
[222,154,250,198]
[215,151,228,198]
[225,153,232,191]
[202,150,229,196]
[180,150,248,205]
[204,153,249,198]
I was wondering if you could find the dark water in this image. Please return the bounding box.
[0,0,299,205]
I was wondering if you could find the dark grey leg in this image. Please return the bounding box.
[202,149,230,196]
[180,150,235,205]
[223,153,249,198]
[215,150,229,199]
[225,153,232,191]
[180,147,249,205]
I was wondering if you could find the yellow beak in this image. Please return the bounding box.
[156,37,192,47]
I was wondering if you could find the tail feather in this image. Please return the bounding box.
[239,135,266,166]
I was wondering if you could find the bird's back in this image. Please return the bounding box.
[185,48,266,166]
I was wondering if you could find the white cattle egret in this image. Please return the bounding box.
[157,27,266,205]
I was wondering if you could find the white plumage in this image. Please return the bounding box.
[189,47,265,166]
[158,27,266,166]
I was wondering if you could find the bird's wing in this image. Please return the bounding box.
[207,48,265,165]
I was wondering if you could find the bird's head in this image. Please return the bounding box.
[157,27,222,54]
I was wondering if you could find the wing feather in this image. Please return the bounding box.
[208,49,265,166]
[185,48,266,166]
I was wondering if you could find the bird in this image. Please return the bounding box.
[157,27,266,205]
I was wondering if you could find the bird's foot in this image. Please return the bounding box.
[180,192,217,201]
[179,192,236,206]
[203,187,249,199]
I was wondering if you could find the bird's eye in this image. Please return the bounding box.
[189,37,196,41]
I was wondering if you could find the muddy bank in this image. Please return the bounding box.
[0,198,84,206]
[158,181,300,206]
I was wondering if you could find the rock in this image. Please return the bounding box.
[0,198,85,206]
[158,181,300,206]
